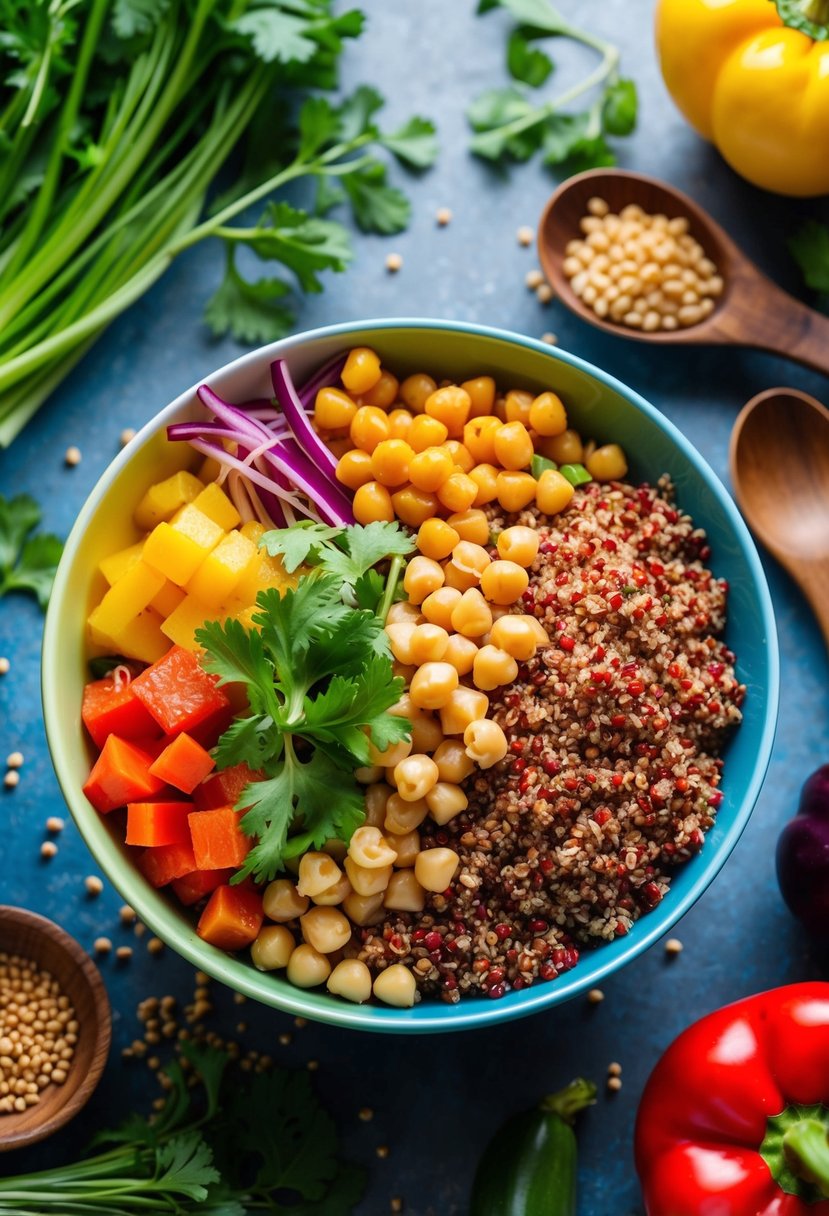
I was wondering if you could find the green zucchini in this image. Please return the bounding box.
[469,1078,596,1216]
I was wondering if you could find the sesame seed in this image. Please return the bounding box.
[436,207,452,226]
[4,771,19,790]
[517,225,534,247]
[0,658,8,675]
[119,905,136,925]
[587,988,604,1005]
[94,937,112,955]
[147,937,164,956]
[541,331,558,345]
[120,428,136,447]
[607,1061,622,1076]
[64,446,82,466]
[115,946,133,962]
[385,252,403,273]
[665,937,683,957]
[84,875,104,897]
[359,1107,374,1122]
[607,1076,623,1093]
[46,816,64,833]
[40,840,57,859]
[536,282,554,304]
[6,752,23,769]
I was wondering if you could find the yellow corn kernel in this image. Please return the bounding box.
[391,485,440,528]
[496,471,537,513]
[336,448,374,491]
[403,555,444,605]
[150,579,186,618]
[88,559,166,641]
[464,718,508,769]
[353,481,395,524]
[437,471,478,513]
[480,559,529,605]
[529,391,568,437]
[504,389,533,425]
[446,509,488,546]
[497,526,539,567]
[93,607,168,665]
[186,531,258,608]
[408,414,449,452]
[387,408,414,440]
[361,369,399,409]
[424,385,471,437]
[409,662,459,711]
[421,586,462,630]
[433,739,475,784]
[159,593,218,650]
[409,447,455,493]
[99,540,145,586]
[537,428,584,465]
[493,421,534,470]
[315,386,358,431]
[442,440,475,474]
[192,482,241,531]
[370,438,414,487]
[417,518,460,561]
[442,633,478,676]
[463,416,502,465]
[489,614,539,661]
[342,346,382,395]
[409,623,449,665]
[400,373,438,414]
[469,463,499,506]
[450,587,492,638]
[472,644,519,691]
[586,443,628,482]
[536,469,575,515]
[461,375,496,418]
[133,470,204,532]
[350,406,390,454]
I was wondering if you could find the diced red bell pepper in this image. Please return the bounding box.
[131,645,229,736]
[171,868,233,906]
[187,703,234,749]
[138,841,197,888]
[125,801,193,848]
[196,884,263,950]
[192,763,263,811]
[82,673,160,749]
[83,735,166,814]
[188,806,251,870]
[149,732,215,794]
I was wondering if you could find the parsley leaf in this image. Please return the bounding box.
[204,252,294,345]
[230,9,319,65]
[259,520,342,572]
[602,77,638,137]
[790,219,829,297]
[238,201,353,294]
[261,520,414,605]
[381,117,439,169]
[0,493,63,610]
[507,30,554,87]
[343,162,411,234]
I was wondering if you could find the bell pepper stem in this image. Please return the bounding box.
[539,1078,597,1125]
[784,1119,829,1196]
[801,0,829,24]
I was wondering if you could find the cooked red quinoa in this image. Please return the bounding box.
[356,477,744,1003]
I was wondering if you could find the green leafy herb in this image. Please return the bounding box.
[774,0,829,41]
[0,493,63,609]
[789,219,829,305]
[0,6,438,444]
[196,534,411,882]
[0,1040,365,1213]
[468,0,637,172]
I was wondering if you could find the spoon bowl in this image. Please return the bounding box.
[730,387,829,649]
[538,169,829,377]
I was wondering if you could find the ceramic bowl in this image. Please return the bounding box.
[42,320,779,1032]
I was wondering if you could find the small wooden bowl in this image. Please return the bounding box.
[0,906,111,1151]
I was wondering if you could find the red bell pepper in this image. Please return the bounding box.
[635,983,829,1215]
[131,644,229,736]
[82,671,160,749]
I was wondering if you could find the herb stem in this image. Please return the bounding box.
[378,554,406,621]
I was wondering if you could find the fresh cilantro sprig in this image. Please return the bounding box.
[0,493,63,610]
[196,554,411,883]
[468,0,637,172]
[0,1039,365,1213]
[790,219,829,310]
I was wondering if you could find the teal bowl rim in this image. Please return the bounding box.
[42,317,780,1033]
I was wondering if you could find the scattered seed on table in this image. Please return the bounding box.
[359,1107,374,1122]
[6,752,23,769]
[385,252,403,273]
[517,225,534,247]
[587,988,605,1005]
[525,269,544,290]
[45,816,64,833]
[119,905,136,925]
[94,937,112,955]
[64,446,82,467]
[0,658,9,675]
[376,1145,390,1159]
[279,1032,292,1046]
[195,971,210,985]
[391,1200,404,1213]
[40,840,57,858]
[4,771,19,790]
[134,922,146,937]
[541,331,558,345]
[436,207,452,226]
[116,946,133,962]
[236,1022,247,1034]
[607,1076,623,1093]
[233,992,246,1005]
[294,1017,307,1029]
[608,1061,622,1076]
[147,937,164,956]
[665,937,683,957]
[307,1059,319,1072]
[84,875,104,897]
[536,282,554,304]
[120,428,136,447]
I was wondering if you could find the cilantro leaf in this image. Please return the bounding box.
[260,521,342,572]
[298,95,339,160]
[111,0,170,39]
[484,0,573,34]
[240,201,353,293]
[603,77,638,136]
[254,577,350,677]
[507,30,553,87]
[790,220,829,295]
[343,162,411,234]
[299,661,407,761]
[204,253,294,344]
[353,569,385,611]
[316,521,414,601]
[196,617,274,697]
[381,117,439,169]
[213,714,280,773]
[0,494,63,610]
[231,9,318,65]
[467,87,535,134]
[154,1131,219,1201]
[337,84,384,142]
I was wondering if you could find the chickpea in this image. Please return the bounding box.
[417,519,460,561]
[386,829,420,867]
[496,471,537,513]
[385,622,416,665]
[364,783,392,829]
[473,644,519,691]
[251,925,294,971]
[410,713,444,753]
[426,782,468,825]
[344,857,393,897]
[342,346,382,395]
[442,559,480,593]
[480,560,529,605]
[463,416,501,464]
[362,369,399,409]
[387,408,413,440]
[469,462,499,506]
[424,386,472,436]
[327,958,372,1003]
[504,388,534,425]
[384,793,429,834]
[414,847,460,893]
[409,662,459,711]
[312,872,352,906]
[336,449,374,491]
[464,718,508,769]
[403,555,445,605]
[343,890,386,927]
[368,737,412,767]
[461,375,496,417]
[391,486,440,528]
[439,687,489,735]
[355,764,384,784]
[489,614,540,661]
[373,964,417,1008]
[497,525,539,567]
[393,754,440,801]
[536,468,575,515]
[353,481,394,524]
[408,447,455,493]
[433,739,475,784]
[383,871,426,913]
[442,439,475,474]
[296,853,342,899]
[493,421,534,470]
[421,586,462,630]
[348,826,398,869]
[586,443,628,482]
[349,406,390,454]
[315,386,357,432]
[537,428,583,465]
[528,391,568,437]
[386,601,422,626]
[286,943,331,989]
[263,879,309,922]
[437,470,478,514]
[400,373,438,413]
[450,588,493,639]
[408,414,449,451]
[442,633,478,676]
[451,540,490,580]
[300,906,352,954]
[409,623,450,665]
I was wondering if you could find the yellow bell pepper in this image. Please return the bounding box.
[655,0,829,196]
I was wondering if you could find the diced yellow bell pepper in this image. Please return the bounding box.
[240,521,266,544]
[193,482,241,531]
[150,580,186,618]
[171,503,225,550]
[134,470,203,532]
[185,531,258,609]
[114,609,169,664]
[160,594,222,651]
[87,560,166,641]
[235,550,296,605]
[99,540,145,586]
[143,506,224,586]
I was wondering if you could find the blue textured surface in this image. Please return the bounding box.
[1,2,828,1210]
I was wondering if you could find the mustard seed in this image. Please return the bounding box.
[0,658,8,675]
[6,752,23,769]
[40,840,57,858]
[64,446,82,466]
[84,875,104,897]
[385,252,402,273]
[436,207,452,226]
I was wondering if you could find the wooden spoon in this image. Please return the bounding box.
[730,387,829,650]
[538,168,829,377]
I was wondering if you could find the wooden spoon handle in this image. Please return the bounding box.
[725,277,829,377]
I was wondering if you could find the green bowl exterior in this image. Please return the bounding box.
[42,320,779,1033]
